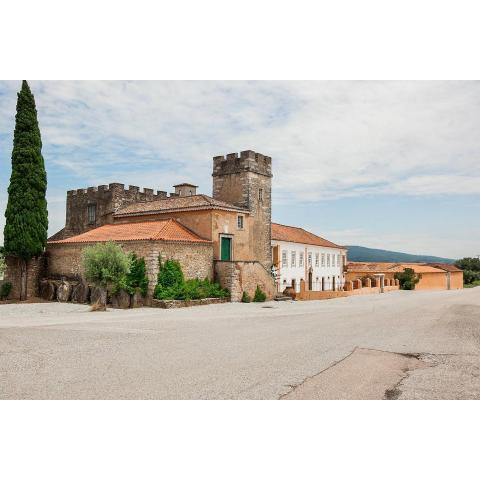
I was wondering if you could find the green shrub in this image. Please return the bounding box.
[253,285,267,302]
[155,278,229,301]
[153,257,229,301]
[82,241,130,289]
[394,268,421,290]
[241,291,251,303]
[125,253,149,296]
[156,258,184,289]
[463,269,480,285]
[0,282,12,299]
[465,280,480,288]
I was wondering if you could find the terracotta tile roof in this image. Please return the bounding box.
[272,223,345,249]
[48,219,210,244]
[347,262,451,274]
[114,194,248,217]
[399,263,446,274]
[426,263,462,272]
[346,262,405,273]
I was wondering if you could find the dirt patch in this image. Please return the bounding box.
[281,348,428,400]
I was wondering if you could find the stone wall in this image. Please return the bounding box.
[4,255,46,300]
[214,260,276,301]
[46,240,213,296]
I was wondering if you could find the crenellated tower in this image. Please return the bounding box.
[212,150,273,268]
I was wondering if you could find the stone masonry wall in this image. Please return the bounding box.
[214,260,276,302]
[4,255,46,300]
[46,240,213,296]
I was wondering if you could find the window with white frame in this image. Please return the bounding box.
[327,254,330,267]
[299,252,304,267]
[337,254,340,266]
[308,252,312,267]
[291,251,296,267]
[315,253,319,267]
[237,215,244,229]
[282,251,287,267]
[321,253,325,267]
[332,255,335,267]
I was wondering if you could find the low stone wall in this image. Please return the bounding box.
[297,290,348,300]
[296,279,399,301]
[214,260,276,302]
[151,297,230,309]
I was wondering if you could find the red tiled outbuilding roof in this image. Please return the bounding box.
[48,219,210,244]
[426,263,462,272]
[271,223,344,249]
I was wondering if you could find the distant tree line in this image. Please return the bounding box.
[455,258,480,287]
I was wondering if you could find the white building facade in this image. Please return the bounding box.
[271,223,347,293]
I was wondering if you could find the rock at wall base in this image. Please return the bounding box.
[56,280,73,302]
[110,289,131,309]
[71,282,90,304]
[39,279,56,301]
[131,291,145,308]
[90,286,107,306]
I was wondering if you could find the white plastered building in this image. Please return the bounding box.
[271,223,347,293]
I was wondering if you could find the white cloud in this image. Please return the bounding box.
[16,80,479,200]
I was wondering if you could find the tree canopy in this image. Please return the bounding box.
[3,81,48,260]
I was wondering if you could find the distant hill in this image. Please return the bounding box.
[346,245,456,264]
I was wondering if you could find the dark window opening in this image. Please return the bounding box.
[87,204,96,224]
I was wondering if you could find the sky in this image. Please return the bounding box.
[0,80,479,259]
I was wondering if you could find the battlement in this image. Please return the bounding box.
[212,150,272,178]
[67,183,168,199]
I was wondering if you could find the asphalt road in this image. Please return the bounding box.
[1,288,480,399]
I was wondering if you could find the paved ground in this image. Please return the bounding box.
[1,288,480,399]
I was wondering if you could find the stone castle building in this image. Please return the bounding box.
[18,150,276,302]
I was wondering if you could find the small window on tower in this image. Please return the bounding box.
[237,215,244,229]
[259,188,263,201]
[87,204,96,224]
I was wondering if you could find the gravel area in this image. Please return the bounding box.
[1,288,480,399]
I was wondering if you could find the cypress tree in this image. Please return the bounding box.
[3,81,48,299]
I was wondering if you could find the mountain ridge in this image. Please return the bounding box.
[346,245,456,264]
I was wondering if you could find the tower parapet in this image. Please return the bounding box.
[213,150,272,179]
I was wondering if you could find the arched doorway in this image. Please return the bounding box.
[332,276,336,291]
[308,270,313,290]
[321,277,325,291]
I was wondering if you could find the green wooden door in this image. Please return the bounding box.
[221,237,232,261]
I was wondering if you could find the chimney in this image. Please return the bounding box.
[173,183,198,197]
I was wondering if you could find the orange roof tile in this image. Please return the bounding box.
[48,219,210,244]
[346,262,450,274]
[272,223,344,249]
[399,263,446,274]
[114,194,248,217]
[346,262,405,273]
[426,263,462,272]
